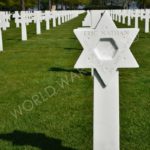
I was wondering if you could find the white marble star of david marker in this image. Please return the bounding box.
[74,11,139,86]
[74,11,139,150]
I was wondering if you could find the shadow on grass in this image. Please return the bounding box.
[68,37,77,40]
[48,67,91,76]
[6,38,21,41]
[64,48,82,51]
[0,130,76,150]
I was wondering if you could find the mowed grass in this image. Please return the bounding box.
[0,13,149,150]
[115,19,150,150]
[0,14,93,150]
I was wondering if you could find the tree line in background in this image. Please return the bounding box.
[0,0,90,11]
[90,0,150,9]
[0,0,150,10]
[140,0,150,8]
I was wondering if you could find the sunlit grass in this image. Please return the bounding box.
[0,14,149,150]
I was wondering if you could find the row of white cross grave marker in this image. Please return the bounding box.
[84,9,150,33]
[0,9,143,150]
[0,11,11,51]
[0,10,85,51]
[74,10,139,150]
[110,9,150,33]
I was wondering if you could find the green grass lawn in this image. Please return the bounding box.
[116,19,150,150]
[0,14,149,150]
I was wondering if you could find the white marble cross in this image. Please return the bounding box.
[3,12,11,30]
[134,9,140,28]
[13,11,20,28]
[118,10,122,23]
[121,10,126,24]
[34,11,42,35]
[74,11,139,150]
[140,9,145,21]
[127,9,131,26]
[45,11,51,30]
[145,9,150,33]
[64,12,68,22]
[52,12,57,28]
[0,12,9,51]
[19,11,28,41]
[61,13,65,23]
[0,28,3,51]
[58,12,61,26]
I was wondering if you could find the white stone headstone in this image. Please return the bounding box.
[82,11,92,27]
[145,9,150,33]
[122,10,126,24]
[127,9,131,26]
[140,9,145,21]
[74,11,139,150]
[0,29,3,51]
[13,11,20,28]
[135,9,139,28]
[58,13,61,25]
[0,12,8,51]
[118,10,122,23]
[61,13,65,23]
[90,10,104,28]
[34,11,42,35]
[20,11,28,41]
[45,11,51,30]
[52,12,57,28]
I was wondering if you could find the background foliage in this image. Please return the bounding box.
[0,0,90,10]
[0,0,150,10]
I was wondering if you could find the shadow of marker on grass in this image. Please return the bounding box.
[0,130,76,150]
[68,37,77,40]
[48,67,91,76]
[64,48,82,51]
[6,38,21,41]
